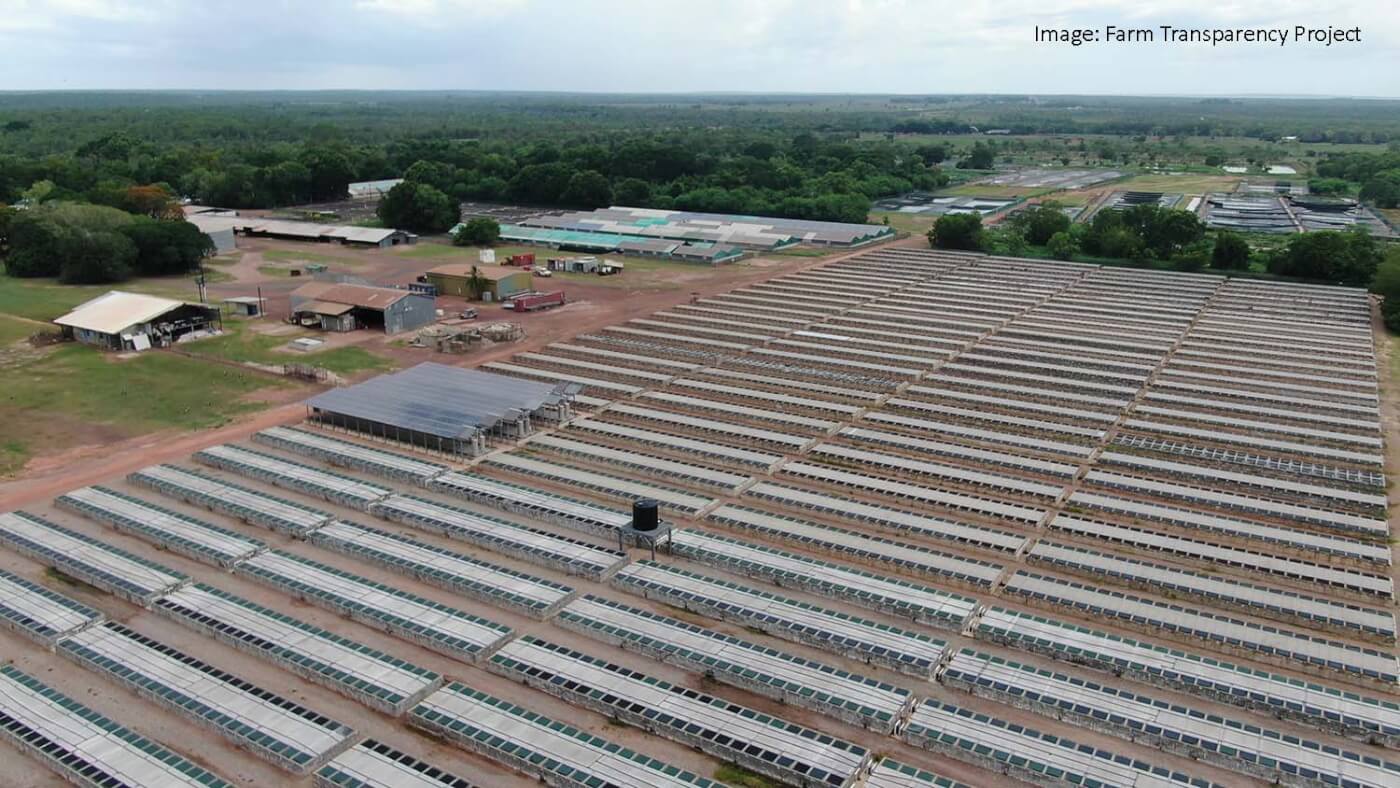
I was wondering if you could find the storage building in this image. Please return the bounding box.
[54,291,220,351]
[185,216,237,254]
[289,282,435,334]
[347,179,404,198]
[187,217,416,249]
[223,296,264,317]
[425,264,532,302]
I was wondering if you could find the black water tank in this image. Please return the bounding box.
[632,499,659,532]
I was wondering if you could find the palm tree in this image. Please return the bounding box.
[467,265,490,300]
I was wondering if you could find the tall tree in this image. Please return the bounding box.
[561,170,613,208]
[1210,231,1251,270]
[121,218,214,276]
[928,213,985,251]
[376,181,458,233]
[452,217,501,246]
[1010,202,1071,245]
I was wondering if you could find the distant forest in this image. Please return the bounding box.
[1,92,1398,224]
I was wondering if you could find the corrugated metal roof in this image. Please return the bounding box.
[427,264,532,282]
[295,300,355,316]
[53,291,191,334]
[290,282,413,309]
[305,363,576,440]
[340,227,402,244]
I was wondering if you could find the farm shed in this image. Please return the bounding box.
[425,264,532,302]
[304,362,578,457]
[338,227,417,248]
[53,291,219,351]
[190,217,417,248]
[184,217,236,254]
[289,282,435,334]
[222,296,264,317]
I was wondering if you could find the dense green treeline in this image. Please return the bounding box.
[2,197,213,283]
[0,123,946,224]
[930,203,1387,286]
[3,92,1399,226]
[1315,150,1400,207]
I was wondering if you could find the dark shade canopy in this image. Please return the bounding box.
[306,362,577,440]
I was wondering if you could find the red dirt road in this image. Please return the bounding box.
[0,403,307,511]
[0,236,922,511]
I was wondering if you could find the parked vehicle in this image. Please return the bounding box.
[509,291,566,312]
[532,266,552,277]
[459,307,478,320]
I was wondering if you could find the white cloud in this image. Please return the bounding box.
[0,0,1394,94]
[353,0,526,19]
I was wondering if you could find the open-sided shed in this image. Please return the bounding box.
[54,291,220,351]
[304,363,578,456]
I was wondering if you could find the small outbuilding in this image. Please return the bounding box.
[54,291,220,351]
[223,296,264,317]
[289,281,435,334]
[425,264,532,302]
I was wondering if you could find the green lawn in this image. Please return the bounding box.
[4,345,281,427]
[186,319,394,375]
[0,344,289,477]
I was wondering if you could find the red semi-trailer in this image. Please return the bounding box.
[509,290,566,312]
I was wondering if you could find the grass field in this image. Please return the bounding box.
[870,210,935,236]
[0,273,211,322]
[0,344,287,477]
[182,320,394,376]
[0,314,37,346]
[0,271,326,478]
[1108,173,1243,194]
[205,252,243,266]
[937,183,1047,199]
[261,248,363,266]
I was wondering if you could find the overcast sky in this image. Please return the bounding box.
[1,0,1395,96]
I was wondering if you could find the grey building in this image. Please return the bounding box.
[289,282,435,334]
